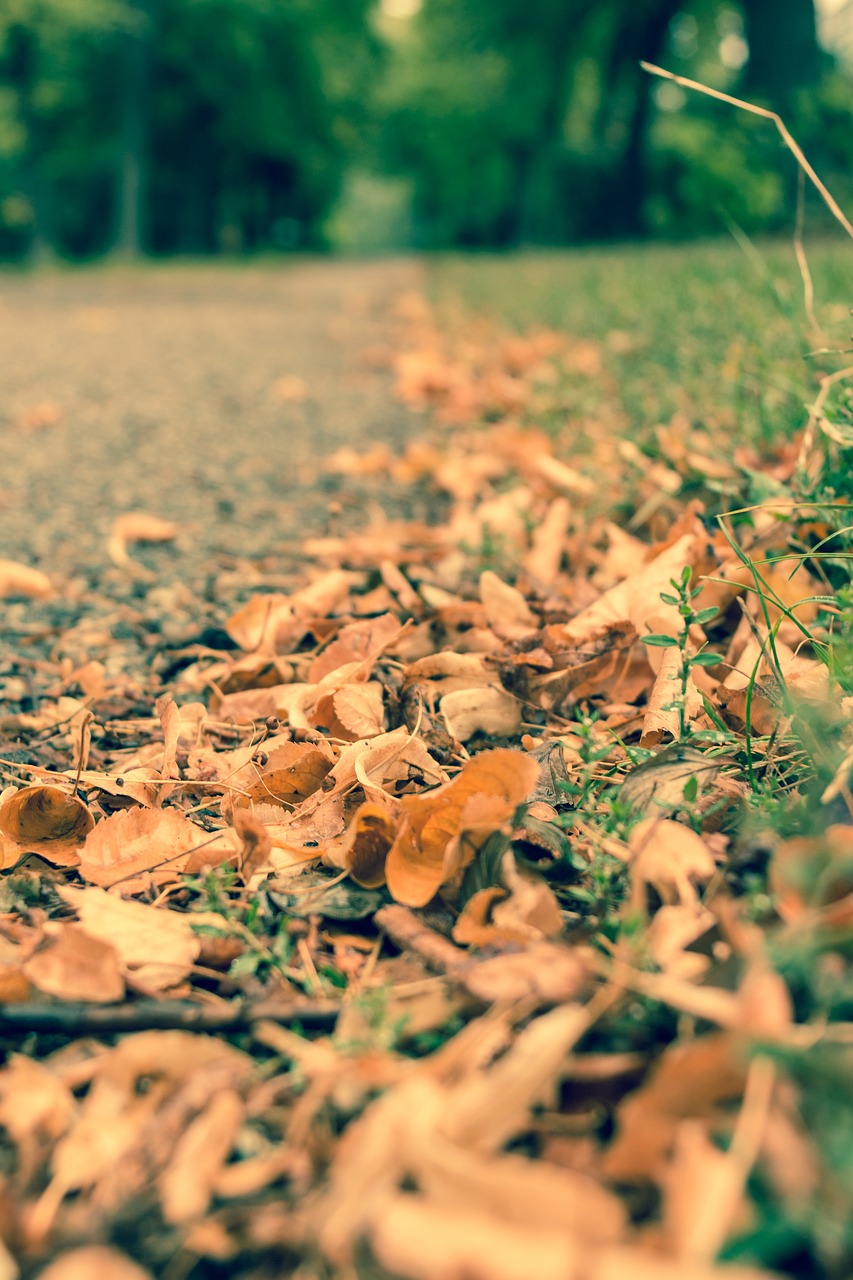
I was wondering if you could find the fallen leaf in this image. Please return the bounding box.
[160,1090,245,1223]
[441,686,522,742]
[35,1247,153,1280]
[629,817,717,907]
[0,558,52,599]
[107,512,179,568]
[369,1192,583,1280]
[0,785,93,867]
[58,887,199,992]
[78,807,232,890]
[23,925,124,1004]
[385,749,538,907]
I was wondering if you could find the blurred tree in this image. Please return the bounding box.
[0,0,120,260]
[114,0,153,258]
[0,0,841,259]
[381,0,833,246]
[742,0,822,105]
[0,0,380,258]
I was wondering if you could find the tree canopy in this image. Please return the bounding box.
[0,0,849,258]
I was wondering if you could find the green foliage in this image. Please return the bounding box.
[3,0,847,258]
[0,0,381,257]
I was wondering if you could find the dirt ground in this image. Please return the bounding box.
[0,259,421,580]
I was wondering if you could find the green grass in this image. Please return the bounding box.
[427,235,853,450]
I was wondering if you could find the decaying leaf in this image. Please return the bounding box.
[58,887,199,992]
[0,786,94,867]
[385,749,539,907]
[629,817,717,907]
[23,925,124,1004]
[78,806,234,890]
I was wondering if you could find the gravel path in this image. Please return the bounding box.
[0,259,421,579]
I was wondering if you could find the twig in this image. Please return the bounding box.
[375,903,469,976]
[641,62,853,242]
[794,167,820,337]
[0,997,340,1036]
[798,362,853,473]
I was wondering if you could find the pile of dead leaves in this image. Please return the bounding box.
[0,293,851,1280]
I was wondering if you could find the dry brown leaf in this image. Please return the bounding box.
[412,1135,624,1245]
[23,925,124,1004]
[601,1033,746,1183]
[530,452,595,497]
[0,1055,75,1150]
[462,944,590,1004]
[0,785,93,867]
[35,1247,154,1280]
[36,1033,252,1230]
[523,496,571,583]
[58,886,199,992]
[629,817,717,907]
[223,593,296,653]
[329,801,399,888]
[309,612,402,681]
[590,1247,776,1280]
[565,530,703,641]
[440,686,522,742]
[0,558,52,599]
[641,645,704,747]
[369,1192,584,1280]
[233,742,333,812]
[647,904,716,979]
[231,808,273,880]
[107,512,179,567]
[78,807,232,890]
[385,749,538,907]
[312,681,386,739]
[479,570,537,637]
[160,1090,245,1224]
[453,851,562,946]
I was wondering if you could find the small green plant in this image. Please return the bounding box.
[184,867,302,987]
[641,565,723,738]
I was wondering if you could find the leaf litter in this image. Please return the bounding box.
[0,285,851,1280]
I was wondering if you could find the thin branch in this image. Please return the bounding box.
[641,62,853,242]
[0,997,340,1036]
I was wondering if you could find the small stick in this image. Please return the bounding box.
[375,903,469,976]
[0,997,340,1036]
[641,62,853,242]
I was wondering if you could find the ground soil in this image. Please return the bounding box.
[0,258,421,579]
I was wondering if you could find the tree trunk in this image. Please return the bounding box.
[741,0,821,106]
[6,24,54,263]
[113,0,154,258]
[599,0,683,236]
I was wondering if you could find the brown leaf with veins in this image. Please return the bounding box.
[309,612,402,681]
[233,742,333,812]
[78,807,233,890]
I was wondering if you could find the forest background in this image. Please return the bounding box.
[0,0,851,263]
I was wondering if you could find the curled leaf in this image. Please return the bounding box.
[0,785,94,866]
[386,749,539,907]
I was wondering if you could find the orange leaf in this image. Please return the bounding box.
[386,749,538,907]
[0,785,93,866]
